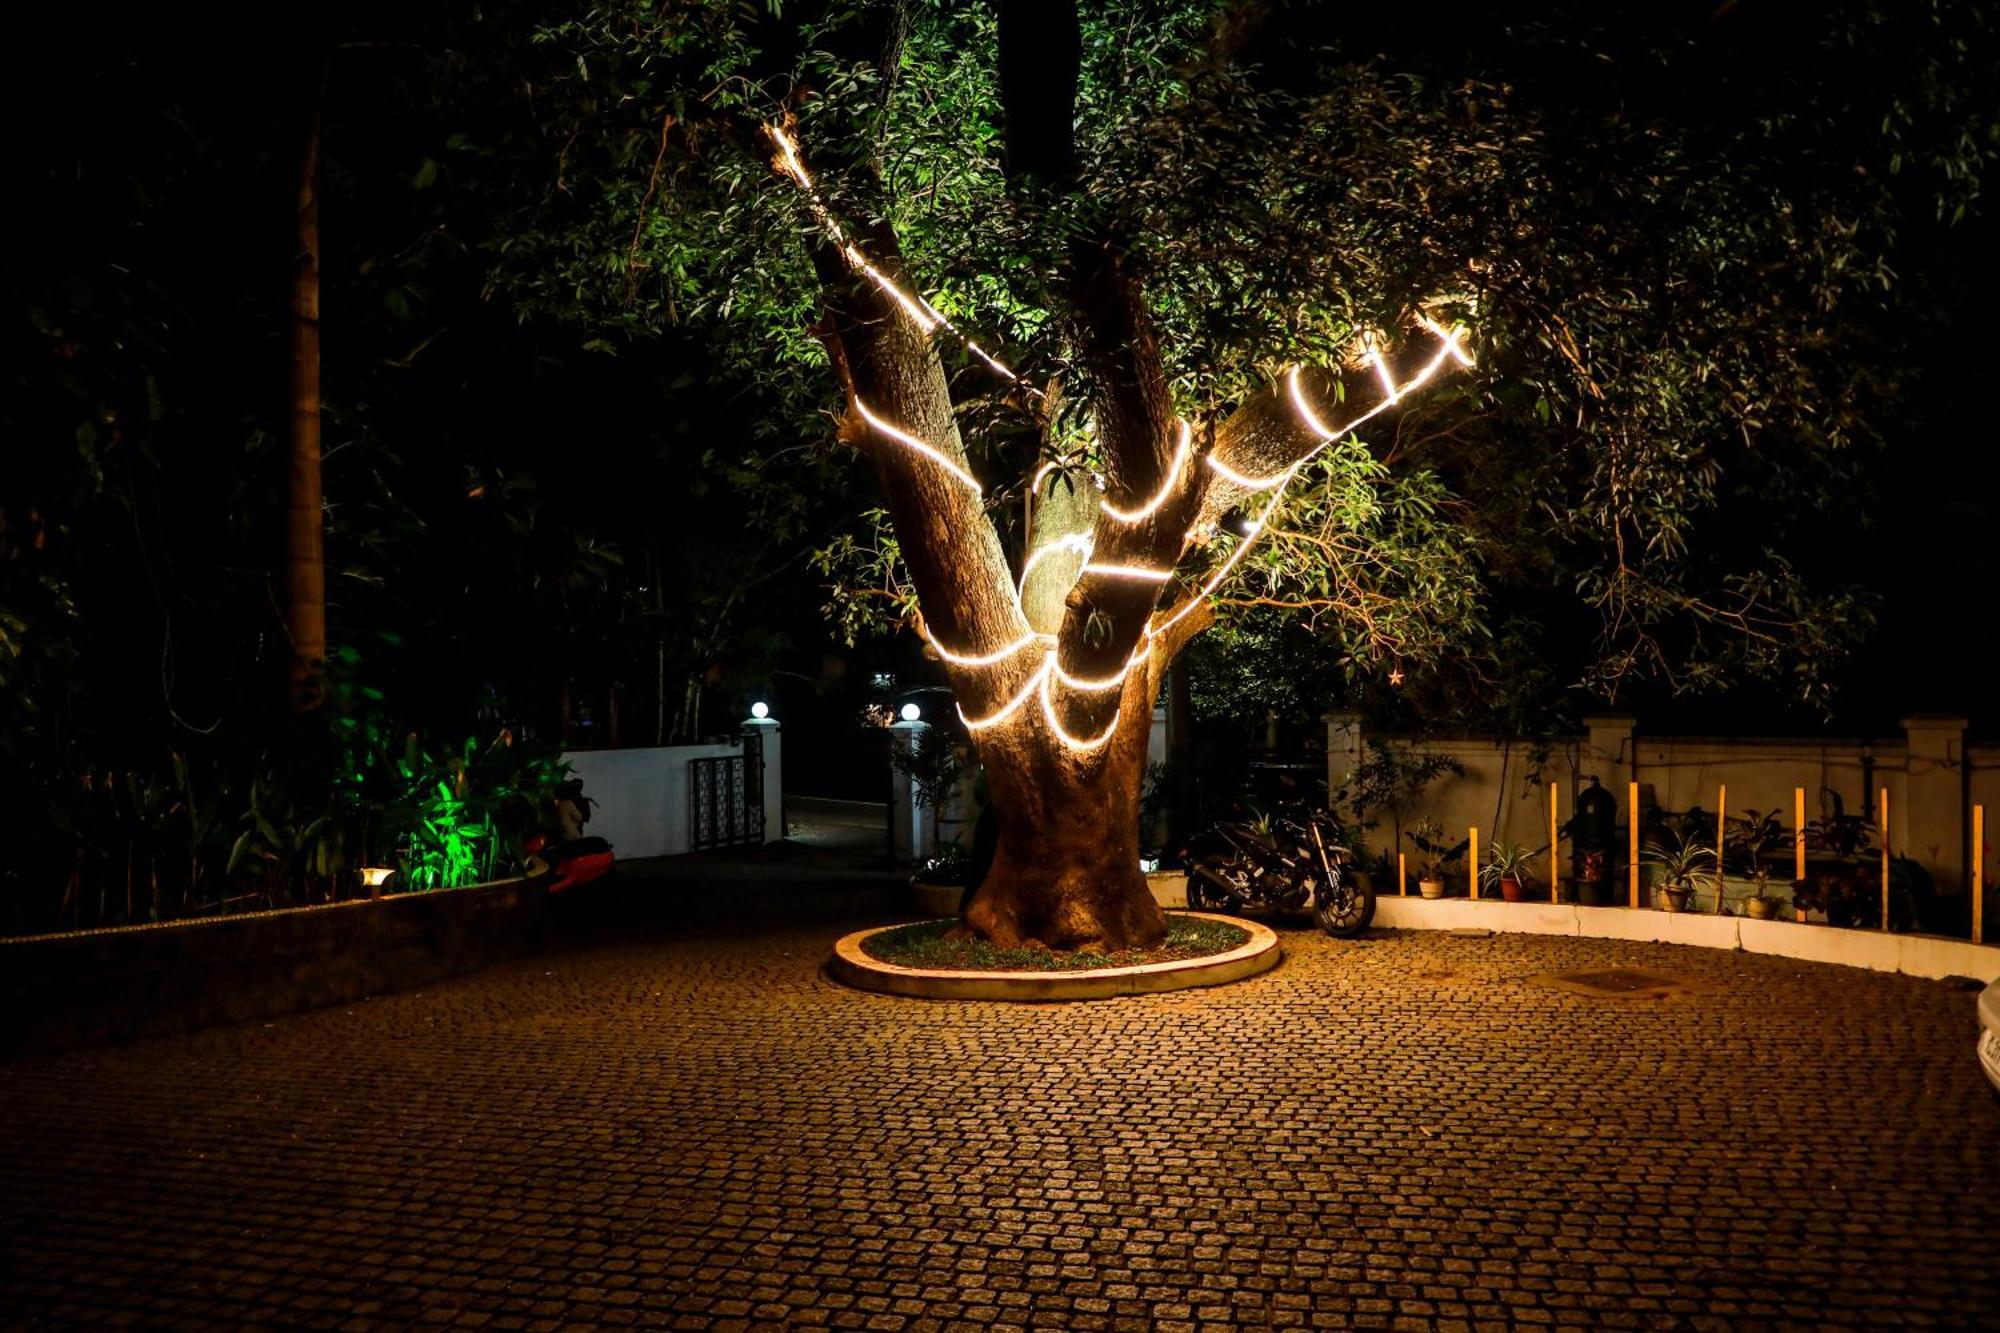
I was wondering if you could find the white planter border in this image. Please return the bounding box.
[829,911,1280,1001]
[1371,896,2000,983]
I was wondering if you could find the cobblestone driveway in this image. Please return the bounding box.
[4,844,1998,1330]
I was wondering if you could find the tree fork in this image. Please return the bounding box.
[783,0,1444,951]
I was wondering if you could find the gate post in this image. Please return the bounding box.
[888,714,932,864]
[743,708,783,843]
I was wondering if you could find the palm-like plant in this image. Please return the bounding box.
[1644,832,1718,906]
[1479,841,1536,897]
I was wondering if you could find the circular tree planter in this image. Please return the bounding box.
[829,911,1281,1001]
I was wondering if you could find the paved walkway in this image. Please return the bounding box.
[3,840,1998,1330]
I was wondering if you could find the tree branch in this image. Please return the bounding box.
[996,0,1080,185]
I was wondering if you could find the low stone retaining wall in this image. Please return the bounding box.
[1371,896,2000,983]
[1,878,548,1058]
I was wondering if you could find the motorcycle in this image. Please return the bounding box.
[1181,806,1375,937]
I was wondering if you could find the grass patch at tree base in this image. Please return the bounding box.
[861,913,1251,972]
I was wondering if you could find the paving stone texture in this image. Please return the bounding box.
[3,836,1998,1330]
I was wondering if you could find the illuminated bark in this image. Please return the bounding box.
[787,0,1443,949]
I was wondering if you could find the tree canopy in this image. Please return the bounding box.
[498,0,1997,728]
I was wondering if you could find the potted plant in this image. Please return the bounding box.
[1726,807,1787,918]
[891,726,970,859]
[910,841,975,918]
[1405,819,1467,899]
[1799,792,1889,927]
[1643,833,1716,913]
[1332,743,1467,890]
[1480,840,1535,903]
[1741,867,1780,919]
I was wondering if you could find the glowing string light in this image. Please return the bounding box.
[766,124,1043,398]
[1099,422,1192,523]
[922,627,1051,668]
[1018,533,1093,594]
[1285,364,1340,441]
[1418,316,1475,367]
[772,126,1480,752]
[852,397,984,496]
[1366,335,1400,403]
[1153,335,1466,641]
[1038,669,1121,751]
[964,340,1025,383]
[842,245,941,332]
[957,330,1472,748]
[1051,643,1149,692]
[957,658,1052,731]
[769,126,942,332]
[1205,454,1293,492]
[771,125,817,195]
[1080,562,1174,583]
[950,641,1148,744]
[1215,340,1464,489]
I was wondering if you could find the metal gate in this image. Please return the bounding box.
[689,730,764,850]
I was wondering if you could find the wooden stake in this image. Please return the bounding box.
[1714,784,1728,914]
[1398,851,1408,897]
[1794,786,1807,882]
[1974,805,1985,946]
[1880,786,1891,931]
[1468,826,1480,899]
[1549,781,1560,904]
[1629,781,1641,909]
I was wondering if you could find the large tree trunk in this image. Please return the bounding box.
[284,107,325,713]
[963,665,1163,951]
[776,0,1446,952]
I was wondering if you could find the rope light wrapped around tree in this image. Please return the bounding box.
[762,111,1472,950]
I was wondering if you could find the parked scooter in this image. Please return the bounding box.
[1181,805,1374,937]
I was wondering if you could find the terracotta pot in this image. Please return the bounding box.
[1419,877,1446,900]
[909,878,966,919]
[1744,896,1775,920]
[1499,876,1527,903]
[1655,886,1691,913]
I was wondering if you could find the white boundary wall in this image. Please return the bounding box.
[563,722,780,858]
[1329,712,1989,911]
[1372,896,2000,984]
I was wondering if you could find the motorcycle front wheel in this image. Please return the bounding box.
[1312,872,1376,938]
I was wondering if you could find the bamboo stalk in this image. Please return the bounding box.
[1549,781,1560,904]
[1794,786,1806,881]
[1880,786,1891,931]
[1468,826,1479,900]
[1398,851,1407,897]
[1974,805,1985,946]
[1714,784,1728,914]
[1629,781,1641,909]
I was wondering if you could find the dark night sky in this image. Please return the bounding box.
[7,1,1999,749]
